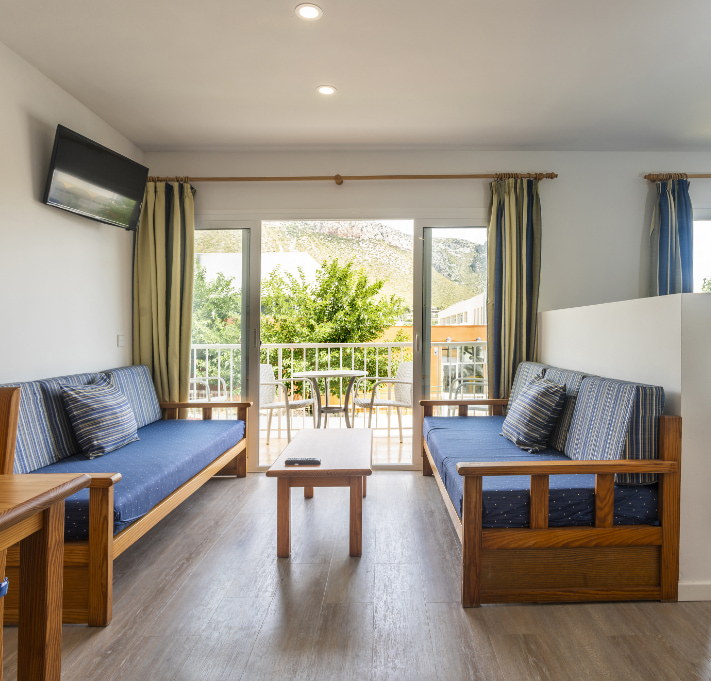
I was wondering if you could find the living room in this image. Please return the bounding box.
[1,2,711,679]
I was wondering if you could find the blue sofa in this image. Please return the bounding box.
[0,365,250,625]
[421,361,682,608]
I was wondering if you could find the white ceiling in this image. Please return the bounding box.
[1,0,711,151]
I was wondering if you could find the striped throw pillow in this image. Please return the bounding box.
[60,376,139,459]
[501,377,566,453]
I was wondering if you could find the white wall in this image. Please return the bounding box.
[0,40,143,383]
[145,148,711,313]
[679,294,711,600]
[539,294,711,601]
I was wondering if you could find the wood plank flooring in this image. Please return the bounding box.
[3,471,711,680]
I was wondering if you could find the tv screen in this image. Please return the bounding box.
[43,125,148,231]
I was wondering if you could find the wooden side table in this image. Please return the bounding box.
[0,473,91,681]
[266,429,372,558]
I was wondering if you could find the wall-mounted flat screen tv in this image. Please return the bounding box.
[43,125,148,231]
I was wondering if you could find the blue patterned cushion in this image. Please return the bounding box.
[0,381,55,474]
[617,384,665,485]
[509,361,548,404]
[565,378,636,462]
[544,367,590,453]
[104,366,161,428]
[60,376,139,458]
[501,377,566,453]
[38,372,105,460]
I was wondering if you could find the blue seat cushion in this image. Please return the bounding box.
[33,419,245,540]
[423,416,658,528]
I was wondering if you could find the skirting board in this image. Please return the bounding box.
[678,582,711,601]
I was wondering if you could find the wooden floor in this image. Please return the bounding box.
[3,471,710,680]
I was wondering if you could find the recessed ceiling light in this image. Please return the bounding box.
[317,85,336,95]
[296,3,322,20]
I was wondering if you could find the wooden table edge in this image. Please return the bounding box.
[266,469,372,477]
[0,474,92,532]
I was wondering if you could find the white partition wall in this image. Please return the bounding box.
[539,294,711,601]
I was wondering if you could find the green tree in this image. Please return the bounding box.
[702,277,711,293]
[192,261,241,344]
[260,259,408,396]
[192,260,243,396]
[261,258,405,344]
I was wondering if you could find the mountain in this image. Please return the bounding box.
[196,221,487,311]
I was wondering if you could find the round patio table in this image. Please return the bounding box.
[292,369,367,429]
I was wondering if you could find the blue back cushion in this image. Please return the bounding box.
[61,375,139,458]
[0,373,102,473]
[104,366,162,428]
[544,367,590,453]
[501,377,566,452]
[1,381,55,474]
[565,377,637,462]
[617,384,665,485]
[509,361,548,404]
[38,372,105,460]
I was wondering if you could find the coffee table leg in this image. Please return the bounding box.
[363,476,367,497]
[304,486,314,498]
[349,476,363,557]
[277,478,291,558]
[18,500,64,681]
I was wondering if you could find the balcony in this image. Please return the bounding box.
[190,340,487,465]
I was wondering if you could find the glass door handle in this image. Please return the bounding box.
[415,333,422,353]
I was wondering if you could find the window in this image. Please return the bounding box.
[694,221,711,292]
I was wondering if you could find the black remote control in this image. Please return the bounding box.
[284,457,321,466]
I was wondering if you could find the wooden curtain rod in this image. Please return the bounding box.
[146,172,558,185]
[645,173,711,181]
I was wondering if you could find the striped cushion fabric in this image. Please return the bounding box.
[617,384,665,485]
[544,367,590,453]
[104,366,161,428]
[0,381,56,474]
[60,376,139,459]
[38,372,105,460]
[565,378,636,462]
[509,362,548,405]
[501,377,566,453]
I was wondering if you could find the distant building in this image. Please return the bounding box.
[437,292,486,325]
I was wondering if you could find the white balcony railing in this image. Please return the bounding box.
[190,340,487,434]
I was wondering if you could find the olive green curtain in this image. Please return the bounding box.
[486,178,542,399]
[133,181,195,403]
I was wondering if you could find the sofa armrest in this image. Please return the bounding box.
[88,473,122,487]
[159,401,252,423]
[456,459,678,476]
[420,398,509,417]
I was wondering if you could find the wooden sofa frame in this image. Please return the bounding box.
[421,399,681,607]
[0,388,251,626]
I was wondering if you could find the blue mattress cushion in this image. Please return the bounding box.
[544,367,590,453]
[509,361,548,405]
[617,383,665,485]
[423,415,658,528]
[32,419,246,540]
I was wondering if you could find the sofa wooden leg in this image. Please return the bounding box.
[461,476,482,608]
[88,485,113,626]
[423,447,433,476]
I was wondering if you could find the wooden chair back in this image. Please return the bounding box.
[0,387,20,475]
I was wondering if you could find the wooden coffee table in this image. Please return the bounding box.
[266,429,372,558]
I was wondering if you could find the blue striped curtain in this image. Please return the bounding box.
[487,179,541,399]
[650,179,693,295]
